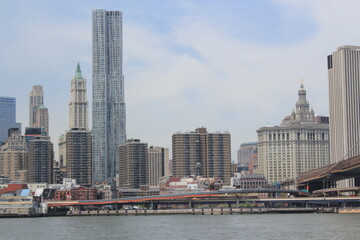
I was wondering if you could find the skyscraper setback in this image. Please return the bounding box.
[92,10,126,182]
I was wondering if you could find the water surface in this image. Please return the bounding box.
[0,214,359,240]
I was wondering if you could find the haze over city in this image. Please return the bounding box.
[1,0,359,161]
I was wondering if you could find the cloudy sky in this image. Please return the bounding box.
[0,0,359,161]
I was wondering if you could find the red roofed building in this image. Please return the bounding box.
[54,187,97,201]
[0,184,28,195]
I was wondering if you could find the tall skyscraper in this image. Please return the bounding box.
[66,129,92,185]
[328,46,360,187]
[69,63,88,130]
[119,139,148,189]
[0,97,18,144]
[172,127,231,185]
[92,9,126,182]
[29,85,44,127]
[257,83,330,183]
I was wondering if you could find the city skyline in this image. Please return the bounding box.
[1,1,360,161]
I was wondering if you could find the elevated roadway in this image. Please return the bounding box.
[47,189,308,207]
[297,154,360,191]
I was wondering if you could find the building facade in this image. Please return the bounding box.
[0,151,27,182]
[231,173,269,189]
[0,128,27,151]
[172,127,231,185]
[0,97,17,144]
[65,129,92,185]
[34,105,49,136]
[58,134,66,167]
[328,46,360,187]
[159,176,223,195]
[237,142,257,171]
[29,85,44,127]
[69,63,88,130]
[257,83,330,184]
[148,146,169,187]
[54,187,97,201]
[92,9,126,182]
[0,129,27,182]
[119,139,148,189]
[27,137,54,183]
[24,127,44,149]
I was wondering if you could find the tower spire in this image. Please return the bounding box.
[74,62,83,79]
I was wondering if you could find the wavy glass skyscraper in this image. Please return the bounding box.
[92,10,126,183]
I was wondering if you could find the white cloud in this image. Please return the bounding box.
[2,0,360,161]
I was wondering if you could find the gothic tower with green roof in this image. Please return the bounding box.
[69,63,88,130]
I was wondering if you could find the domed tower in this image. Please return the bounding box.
[295,80,311,121]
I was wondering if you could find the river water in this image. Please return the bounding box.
[0,214,359,240]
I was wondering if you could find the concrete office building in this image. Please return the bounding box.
[148,146,169,187]
[0,129,28,182]
[257,83,330,184]
[92,9,126,182]
[328,45,360,187]
[69,63,88,130]
[0,97,19,144]
[29,85,44,127]
[0,151,27,182]
[172,127,231,185]
[119,139,148,189]
[0,128,26,151]
[27,137,54,183]
[66,129,92,185]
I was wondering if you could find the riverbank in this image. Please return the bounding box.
[0,206,347,218]
[338,208,360,214]
[67,207,337,216]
